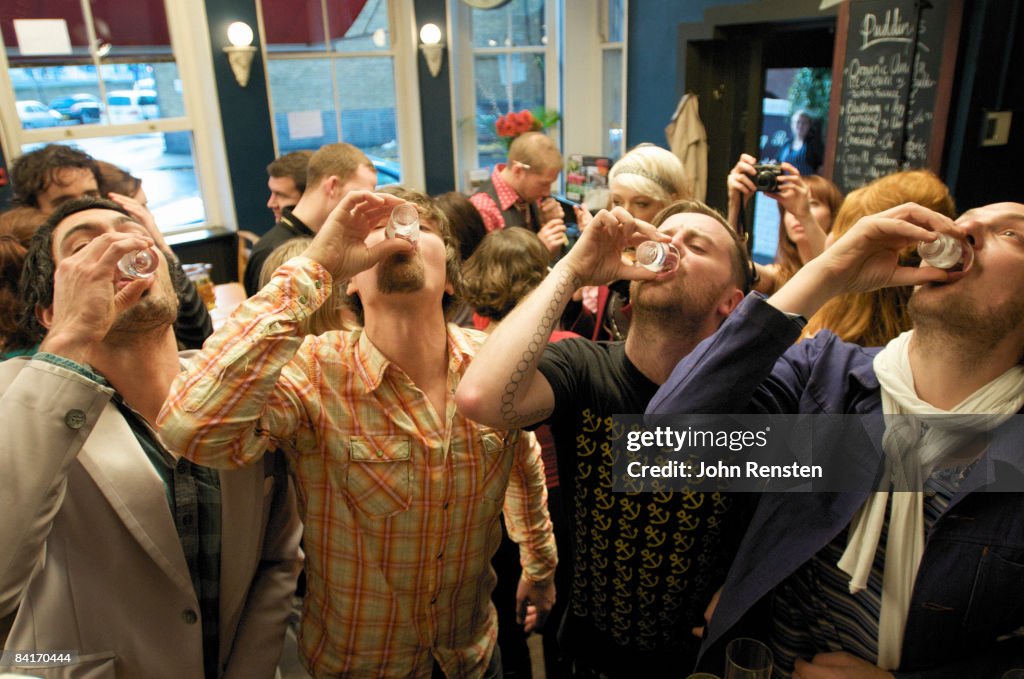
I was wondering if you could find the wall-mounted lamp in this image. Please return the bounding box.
[419,23,445,78]
[223,21,257,87]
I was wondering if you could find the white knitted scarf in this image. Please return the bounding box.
[837,330,1024,670]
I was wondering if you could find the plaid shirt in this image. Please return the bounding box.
[159,257,556,679]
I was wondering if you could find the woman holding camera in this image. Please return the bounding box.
[726,152,843,294]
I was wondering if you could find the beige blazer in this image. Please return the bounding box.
[0,358,303,678]
[665,92,709,202]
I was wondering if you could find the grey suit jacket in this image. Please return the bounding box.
[0,357,303,678]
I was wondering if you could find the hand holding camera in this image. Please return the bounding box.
[751,163,784,192]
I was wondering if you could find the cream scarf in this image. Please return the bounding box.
[837,330,1024,670]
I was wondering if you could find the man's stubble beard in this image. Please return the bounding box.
[105,269,179,345]
[376,252,425,295]
[908,285,1024,356]
[629,274,723,337]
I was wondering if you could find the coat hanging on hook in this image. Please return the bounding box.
[665,92,708,202]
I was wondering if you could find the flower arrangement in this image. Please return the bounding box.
[494,107,560,146]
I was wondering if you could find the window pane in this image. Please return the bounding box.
[90,0,173,57]
[474,53,545,169]
[329,0,390,53]
[24,132,207,231]
[261,0,388,53]
[471,0,546,48]
[602,49,624,158]
[268,59,339,152]
[605,0,625,43]
[261,0,327,52]
[100,61,183,123]
[336,57,398,178]
[11,62,181,129]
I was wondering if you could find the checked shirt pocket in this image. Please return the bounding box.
[345,436,413,517]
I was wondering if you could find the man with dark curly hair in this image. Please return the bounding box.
[8,144,212,349]
[10,144,101,214]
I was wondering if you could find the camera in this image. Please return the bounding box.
[752,163,783,192]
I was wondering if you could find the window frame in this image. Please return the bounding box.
[450,0,560,190]
[0,0,235,234]
[255,0,424,190]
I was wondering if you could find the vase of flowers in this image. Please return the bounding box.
[494,107,560,147]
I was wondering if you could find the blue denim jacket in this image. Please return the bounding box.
[647,294,1024,678]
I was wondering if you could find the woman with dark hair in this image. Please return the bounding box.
[463,226,578,679]
[436,190,488,262]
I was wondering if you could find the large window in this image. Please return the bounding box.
[454,0,556,178]
[258,0,419,187]
[0,0,227,232]
[452,0,626,190]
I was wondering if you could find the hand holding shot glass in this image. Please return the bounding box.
[385,203,420,244]
[631,240,681,274]
[117,248,159,279]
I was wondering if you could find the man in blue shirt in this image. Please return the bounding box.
[649,202,1024,677]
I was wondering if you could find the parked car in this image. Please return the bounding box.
[49,94,103,124]
[16,100,64,129]
[107,89,159,124]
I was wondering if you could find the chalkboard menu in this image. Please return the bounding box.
[825,0,962,194]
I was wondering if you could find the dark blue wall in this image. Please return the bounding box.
[204,0,276,233]
[626,0,753,146]
[414,0,456,194]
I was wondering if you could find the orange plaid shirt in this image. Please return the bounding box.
[159,258,556,678]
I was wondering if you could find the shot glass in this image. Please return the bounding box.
[385,203,420,243]
[918,232,973,272]
[117,248,159,279]
[633,240,681,274]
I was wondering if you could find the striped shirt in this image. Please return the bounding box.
[771,469,964,676]
[159,257,556,679]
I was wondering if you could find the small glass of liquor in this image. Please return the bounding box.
[632,241,681,274]
[385,203,420,243]
[117,249,159,279]
[918,232,973,272]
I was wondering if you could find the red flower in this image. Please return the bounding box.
[495,116,514,137]
[513,109,535,133]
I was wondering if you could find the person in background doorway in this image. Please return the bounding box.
[470,131,568,257]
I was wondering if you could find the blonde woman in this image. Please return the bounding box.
[260,237,355,333]
[607,143,691,221]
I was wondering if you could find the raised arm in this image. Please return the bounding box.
[159,191,410,468]
[725,153,758,231]
[456,207,664,429]
[771,164,828,265]
[648,203,958,416]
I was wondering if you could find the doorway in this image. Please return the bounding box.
[686,20,835,263]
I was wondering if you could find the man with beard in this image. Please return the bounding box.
[647,202,1024,677]
[0,197,302,677]
[159,188,557,678]
[457,200,757,677]
[10,143,213,349]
